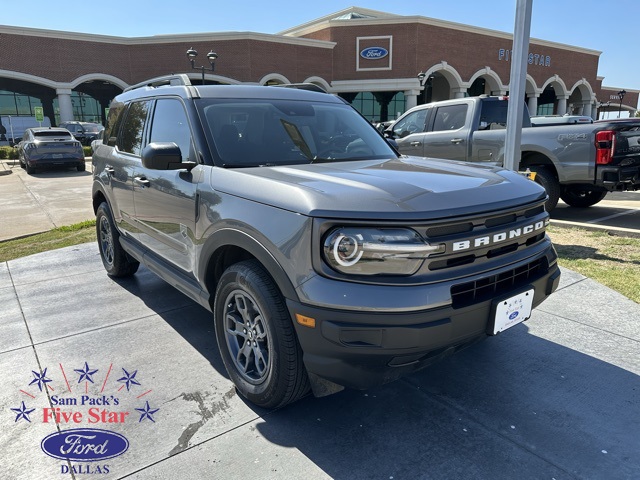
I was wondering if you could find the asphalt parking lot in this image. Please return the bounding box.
[1,161,639,479]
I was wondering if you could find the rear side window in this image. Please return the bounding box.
[117,101,151,156]
[104,103,125,146]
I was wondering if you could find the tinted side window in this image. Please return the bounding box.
[149,99,193,162]
[117,101,150,155]
[432,105,468,132]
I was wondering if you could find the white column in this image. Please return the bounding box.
[56,89,74,123]
[582,102,592,118]
[404,89,420,111]
[527,95,539,116]
[591,102,598,120]
[556,95,568,116]
[451,87,467,99]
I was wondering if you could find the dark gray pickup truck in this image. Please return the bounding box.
[388,96,640,210]
[92,76,560,408]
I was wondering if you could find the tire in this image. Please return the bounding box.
[214,260,309,409]
[560,187,607,208]
[95,202,139,277]
[25,163,35,174]
[530,166,561,212]
[77,162,86,172]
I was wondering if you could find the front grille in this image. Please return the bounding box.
[450,257,548,309]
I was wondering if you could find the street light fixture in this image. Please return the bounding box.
[617,89,626,118]
[187,47,218,85]
[417,71,435,104]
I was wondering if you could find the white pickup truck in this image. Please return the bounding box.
[387,96,640,210]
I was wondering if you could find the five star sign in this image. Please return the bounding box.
[74,362,99,384]
[135,401,159,423]
[11,401,35,423]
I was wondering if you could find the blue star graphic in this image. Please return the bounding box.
[28,368,52,392]
[135,401,159,423]
[11,401,36,423]
[117,368,141,391]
[74,362,99,384]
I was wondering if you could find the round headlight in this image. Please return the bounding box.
[332,233,363,266]
[323,227,444,276]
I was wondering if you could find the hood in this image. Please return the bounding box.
[210,157,547,220]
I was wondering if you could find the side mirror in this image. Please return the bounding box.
[141,142,195,171]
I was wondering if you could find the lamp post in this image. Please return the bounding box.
[187,47,218,85]
[417,71,434,104]
[617,90,626,118]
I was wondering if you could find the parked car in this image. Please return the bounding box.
[18,127,85,174]
[92,74,560,409]
[59,121,104,146]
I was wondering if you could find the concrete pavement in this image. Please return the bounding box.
[0,159,94,241]
[1,243,639,479]
[1,158,639,478]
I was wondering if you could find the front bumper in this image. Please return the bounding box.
[288,248,560,390]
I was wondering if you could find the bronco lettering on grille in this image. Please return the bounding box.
[452,220,548,251]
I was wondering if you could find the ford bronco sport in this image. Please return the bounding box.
[92,75,560,408]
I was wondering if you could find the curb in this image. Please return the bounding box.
[550,219,640,238]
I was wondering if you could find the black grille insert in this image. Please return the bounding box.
[450,258,548,308]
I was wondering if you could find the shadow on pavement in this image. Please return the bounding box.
[113,268,640,479]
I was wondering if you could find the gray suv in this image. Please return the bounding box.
[92,75,560,408]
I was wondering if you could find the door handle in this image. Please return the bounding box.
[134,176,150,187]
[451,138,464,144]
[105,166,115,175]
[409,141,422,147]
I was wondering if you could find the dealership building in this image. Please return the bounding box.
[0,6,638,130]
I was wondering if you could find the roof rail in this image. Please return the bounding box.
[273,83,327,93]
[124,74,192,92]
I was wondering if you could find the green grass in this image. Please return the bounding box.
[547,226,640,303]
[0,221,637,304]
[0,220,96,263]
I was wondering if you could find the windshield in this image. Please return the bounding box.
[198,98,397,167]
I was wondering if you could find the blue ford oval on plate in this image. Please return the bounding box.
[360,47,388,59]
[41,428,129,462]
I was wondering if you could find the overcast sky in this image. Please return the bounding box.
[4,0,638,106]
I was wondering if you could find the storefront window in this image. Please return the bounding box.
[349,91,405,122]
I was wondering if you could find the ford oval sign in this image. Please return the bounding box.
[41,428,129,462]
[360,47,388,59]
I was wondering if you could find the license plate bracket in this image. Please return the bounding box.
[488,288,534,335]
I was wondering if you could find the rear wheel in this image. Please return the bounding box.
[530,166,560,212]
[77,162,86,172]
[560,187,607,208]
[25,163,35,174]
[214,260,309,409]
[96,202,139,277]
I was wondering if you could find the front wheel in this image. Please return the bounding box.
[214,260,309,409]
[96,202,139,277]
[560,187,607,208]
